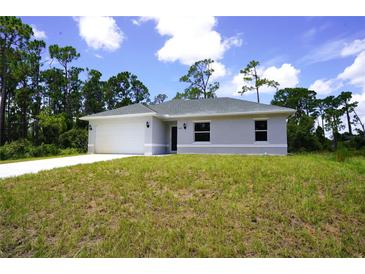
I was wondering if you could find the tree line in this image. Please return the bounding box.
[0,17,167,151]
[1,16,364,157]
[174,58,365,152]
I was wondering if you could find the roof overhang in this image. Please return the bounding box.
[80,109,295,121]
[79,112,157,121]
[158,110,295,120]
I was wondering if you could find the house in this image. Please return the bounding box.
[80,97,295,155]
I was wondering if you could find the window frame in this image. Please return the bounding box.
[193,121,211,143]
[254,119,268,142]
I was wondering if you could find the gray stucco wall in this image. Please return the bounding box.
[87,114,289,155]
[145,116,169,155]
[175,115,288,155]
[87,121,96,153]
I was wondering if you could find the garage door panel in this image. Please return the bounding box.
[94,118,145,154]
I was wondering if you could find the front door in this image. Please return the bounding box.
[171,126,177,152]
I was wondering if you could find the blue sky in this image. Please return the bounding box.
[21,16,365,118]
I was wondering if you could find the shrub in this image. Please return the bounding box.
[60,148,81,155]
[0,139,32,160]
[0,140,60,160]
[28,144,60,157]
[334,143,351,162]
[59,128,88,152]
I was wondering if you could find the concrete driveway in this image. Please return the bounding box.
[0,154,137,179]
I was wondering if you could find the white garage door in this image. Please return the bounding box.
[94,118,145,154]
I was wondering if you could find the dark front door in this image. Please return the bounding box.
[171,126,177,152]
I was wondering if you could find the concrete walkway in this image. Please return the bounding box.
[0,154,137,179]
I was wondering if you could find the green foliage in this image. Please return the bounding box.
[38,109,67,144]
[83,69,105,114]
[105,71,150,109]
[59,128,88,151]
[323,96,345,148]
[239,60,279,103]
[272,87,318,119]
[49,45,80,68]
[178,59,219,99]
[0,139,60,160]
[337,91,358,135]
[0,16,33,145]
[334,143,351,162]
[287,116,322,152]
[152,93,168,104]
[272,88,323,152]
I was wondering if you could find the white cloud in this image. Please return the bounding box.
[222,63,300,97]
[338,51,365,90]
[300,39,346,64]
[352,92,365,123]
[302,28,317,41]
[74,17,124,51]
[261,64,300,92]
[308,79,342,95]
[31,24,46,39]
[210,62,227,80]
[131,19,141,26]
[341,38,365,57]
[94,54,103,59]
[308,50,365,125]
[139,16,241,78]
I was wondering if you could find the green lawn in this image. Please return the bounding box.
[0,154,364,257]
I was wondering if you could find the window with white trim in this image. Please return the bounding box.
[255,120,267,141]
[194,122,210,142]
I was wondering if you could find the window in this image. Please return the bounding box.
[255,120,267,141]
[194,122,210,142]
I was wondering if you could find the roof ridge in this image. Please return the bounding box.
[141,103,158,112]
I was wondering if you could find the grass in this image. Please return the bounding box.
[0,153,85,164]
[0,154,364,257]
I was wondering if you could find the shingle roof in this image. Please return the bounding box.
[148,97,294,116]
[81,103,155,119]
[81,97,295,120]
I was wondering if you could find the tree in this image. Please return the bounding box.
[152,93,168,104]
[178,59,219,99]
[337,91,358,135]
[9,40,46,141]
[272,88,318,120]
[353,110,365,135]
[272,88,321,152]
[105,71,149,109]
[239,60,279,103]
[0,16,33,144]
[38,108,67,144]
[314,98,327,130]
[49,45,81,124]
[41,68,66,114]
[82,69,105,115]
[27,40,46,145]
[323,95,345,149]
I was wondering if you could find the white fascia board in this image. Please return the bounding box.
[80,112,157,121]
[159,110,295,120]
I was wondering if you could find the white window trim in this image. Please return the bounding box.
[194,121,211,143]
[255,120,268,142]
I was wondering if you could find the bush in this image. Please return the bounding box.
[334,143,351,162]
[0,140,60,160]
[28,144,60,157]
[0,139,32,160]
[60,148,81,155]
[59,128,88,152]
